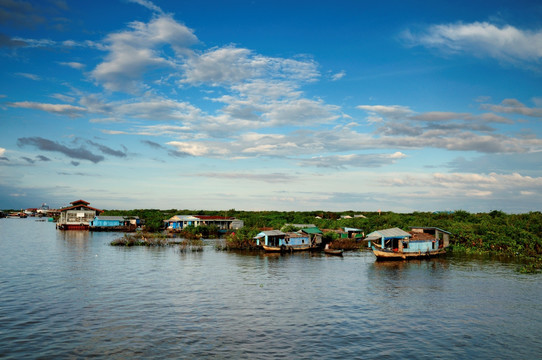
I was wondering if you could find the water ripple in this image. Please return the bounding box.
[1,219,541,359]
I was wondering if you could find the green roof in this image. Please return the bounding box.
[301,227,323,234]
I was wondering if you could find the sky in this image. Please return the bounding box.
[1,0,541,212]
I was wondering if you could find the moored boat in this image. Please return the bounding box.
[255,230,315,252]
[366,227,450,261]
[262,244,312,252]
[324,248,343,256]
[371,244,446,260]
[6,212,27,218]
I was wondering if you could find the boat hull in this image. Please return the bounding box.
[324,249,343,256]
[372,247,446,260]
[262,244,312,252]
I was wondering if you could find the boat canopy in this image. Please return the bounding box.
[365,227,411,241]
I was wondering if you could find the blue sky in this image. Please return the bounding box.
[1,0,541,212]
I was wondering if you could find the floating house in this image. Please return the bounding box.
[89,216,140,232]
[255,230,312,252]
[57,200,103,230]
[299,227,323,247]
[165,215,244,231]
[341,227,364,239]
[366,227,449,260]
[410,227,450,248]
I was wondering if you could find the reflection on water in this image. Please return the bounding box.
[0,219,541,359]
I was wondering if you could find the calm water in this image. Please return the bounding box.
[0,219,541,359]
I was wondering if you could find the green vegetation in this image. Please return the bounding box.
[110,231,204,251]
[110,232,169,246]
[216,227,259,250]
[103,208,542,272]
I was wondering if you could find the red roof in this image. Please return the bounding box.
[195,215,233,220]
[61,200,102,213]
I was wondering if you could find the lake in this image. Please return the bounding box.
[1,218,541,359]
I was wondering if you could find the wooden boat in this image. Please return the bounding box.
[262,244,312,252]
[367,227,450,261]
[7,212,27,218]
[372,244,446,260]
[324,248,343,256]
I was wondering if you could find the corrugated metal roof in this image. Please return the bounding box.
[95,216,125,221]
[366,227,411,239]
[254,230,286,239]
[261,230,285,236]
[410,226,451,234]
[301,227,323,234]
[344,227,362,232]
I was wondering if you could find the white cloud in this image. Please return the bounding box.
[15,73,41,80]
[50,93,76,103]
[196,172,298,183]
[12,37,56,48]
[127,0,164,14]
[357,105,413,120]
[166,140,230,157]
[91,15,198,92]
[0,147,5,156]
[8,101,86,117]
[481,99,542,118]
[404,22,542,68]
[59,61,85,70]
[331,70,346,81]
[298,152,407,169]
[181,46,319,86]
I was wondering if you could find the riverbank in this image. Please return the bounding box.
[99,209,541,272]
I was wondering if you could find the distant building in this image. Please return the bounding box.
[90,216,140,231]
[299,227,323,246]
[57,200,103,230]
[165,215,244,231]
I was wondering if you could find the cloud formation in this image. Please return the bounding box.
[403,22,542,69]
[17,137,105,163]
[91,15,198,92]
[8,101,86,117]
[298,152,407,169]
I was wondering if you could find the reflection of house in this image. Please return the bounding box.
[57,200,103,230]
[165,215,244,231]
[90,216,140,231]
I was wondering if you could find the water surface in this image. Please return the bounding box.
[1,219,541,359]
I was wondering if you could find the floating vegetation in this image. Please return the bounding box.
[215,234,258,251]
[518,262,541,274]
[179,239,204,253]
[110,232,170,246]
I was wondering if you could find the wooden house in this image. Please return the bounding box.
[255,230,312,252]
[57,200,102,230]
[89,216,140,231]
[341,227,364,239]
[299,227,323,247]
[165,215,244,231]
[410,227,451,248]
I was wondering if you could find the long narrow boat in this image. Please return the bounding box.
[372,245,446,260]
[324,248,343,256]
[262,244,312,252]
